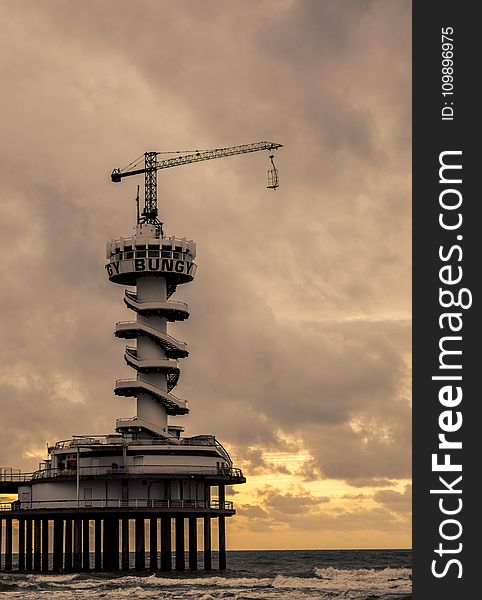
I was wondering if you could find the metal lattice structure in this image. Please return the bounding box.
[143,151,159,225]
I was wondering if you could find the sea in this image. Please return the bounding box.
[0,549,412,599]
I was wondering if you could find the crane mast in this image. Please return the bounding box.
[111,141,283,234]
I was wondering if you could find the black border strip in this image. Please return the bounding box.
[413,2,479,596]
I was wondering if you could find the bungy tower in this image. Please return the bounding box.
[111,223,193,437]
[0,142,282,573]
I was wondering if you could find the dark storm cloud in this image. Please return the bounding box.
[0,0,411,493]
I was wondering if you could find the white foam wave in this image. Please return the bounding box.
[312,567,412,595]
[1,568,412,599]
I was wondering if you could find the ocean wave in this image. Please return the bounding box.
[0,559,413,600]
[312,567,412,596]
[0,569,412,599]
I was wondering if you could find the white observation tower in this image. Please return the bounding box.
[0,142,282,573]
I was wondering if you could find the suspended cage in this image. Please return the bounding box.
[267,155,279,190]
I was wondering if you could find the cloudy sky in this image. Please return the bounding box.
[0,0,411,549]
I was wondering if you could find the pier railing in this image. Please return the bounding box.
[115,321,187,350]
[1,464,244,484]
[0,467,31,482]
[0,498,234,512]
[52,435,233,463]
[63,435,212,446]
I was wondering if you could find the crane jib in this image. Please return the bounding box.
[112,141,283,180]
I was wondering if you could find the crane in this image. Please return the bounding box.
[111,141,283,235]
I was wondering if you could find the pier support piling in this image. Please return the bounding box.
[102,518,110,570]
[218,516,226,571]
[189,516,197,571]
[18,518,25,570]
[94,518,102,570]
[218,484,226,570]
[121,517,129,571]
[135,517,145,571]
[65,519,73,571]
[41,518,49,572]
[34,519,41,571]
[160,516,172,572]
[26,518,33,570]
[53,519,63,572]
[112,518,119,571]
[83,519,90,571]
[149,517,158,571]
[74,519,82,570]
[175,516,185,571]
[203,516,212,571]
[103,517,119,571]
[5,519,12,571]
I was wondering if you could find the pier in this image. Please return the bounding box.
[0,506,229,572]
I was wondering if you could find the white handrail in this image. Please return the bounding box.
[0,499,235,512]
